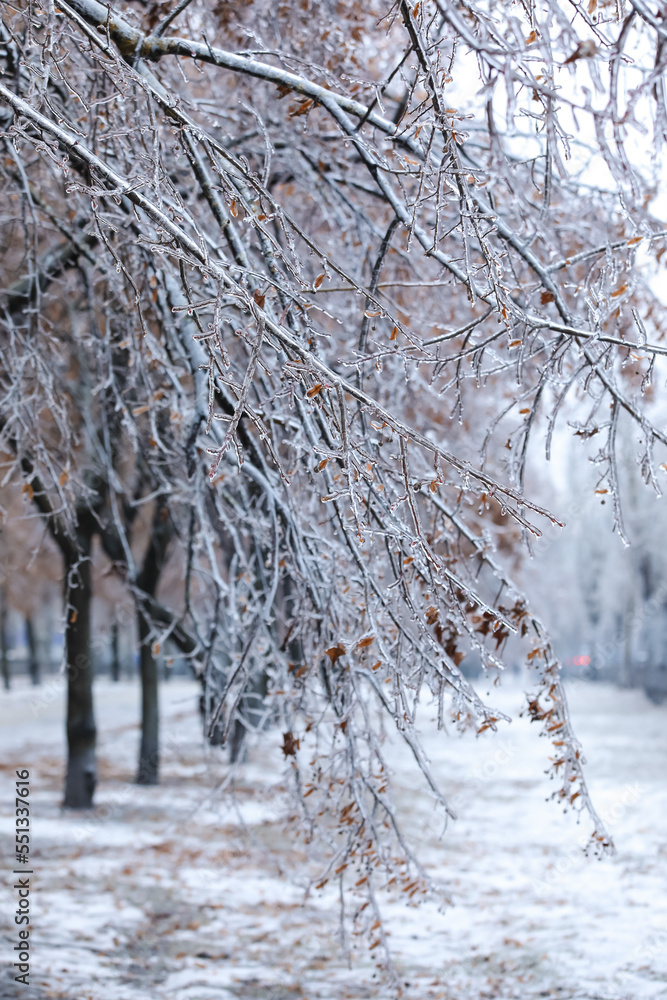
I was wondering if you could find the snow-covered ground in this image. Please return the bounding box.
[1,674,666,1000]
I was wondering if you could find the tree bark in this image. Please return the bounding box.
[25,617,40,686]
[136,609,159,784]
[135,499,173,785]
[110,621,121,682]
[63,533,96,809]
[0,589,9,691]
[621,593,635,689]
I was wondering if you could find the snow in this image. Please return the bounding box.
[0,675,666,999]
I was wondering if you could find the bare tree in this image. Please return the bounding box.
[3,0,667,978]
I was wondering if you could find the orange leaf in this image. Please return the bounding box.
[307,384,323,398]
[314,273,325,289]
[291,98,314,117]
[325,643,346,663]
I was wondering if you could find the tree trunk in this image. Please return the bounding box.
[136,610,159,785]
[63,536,96,809]
[25,617,40,686]
[0,590,9,691]
[135,499,173,786]
[229,673,268,763]
[110,621,120,682]
[621,593,635,689]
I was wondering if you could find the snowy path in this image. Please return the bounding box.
[0,676,666,999]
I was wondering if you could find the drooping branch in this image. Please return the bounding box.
[0,79,564,535]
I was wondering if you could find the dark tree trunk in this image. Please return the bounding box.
[110,621,121,682]
[135,499,173,786]
[63,534,96,809]
[201,688,225,748]
[229,708,246,763]
[0,590,9,691]
[229,673,268,763]
[25,617,40,686]
[136,609,159,785]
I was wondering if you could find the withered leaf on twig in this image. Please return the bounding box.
[281,731,300,757]
[325,643,346,663]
